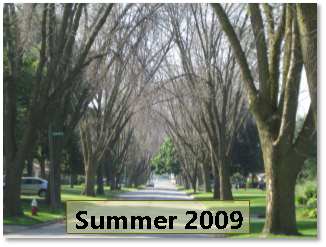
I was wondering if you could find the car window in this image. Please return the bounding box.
[21,179,29,185]
[31,179,42,184]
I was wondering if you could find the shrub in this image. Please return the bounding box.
[301,209,310,217]
[295,179,317,196]
[80,183,85,187]
[307,198,317,209]
[309,209,317,218]
[295,195,308,206]
[305,187,317,199]
[302,209,317,218]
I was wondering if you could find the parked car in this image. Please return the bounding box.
[199,181,215,191]
[146,181,154,187]
[4,177,48,197]
[238,182,246,188]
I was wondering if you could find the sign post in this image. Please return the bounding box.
[48,123,55,213]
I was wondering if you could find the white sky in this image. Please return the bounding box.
[297,68,311,117]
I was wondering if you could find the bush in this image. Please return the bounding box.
[307,198,317,209]
[301,209,317,218]
[80,183,85,187]
[296,195,308,206]
[246,180,259,188]
[309,209,317,218]
[295,179,317,196]
[305,187,317,199]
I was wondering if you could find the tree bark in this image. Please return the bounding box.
[39,156,46,179]
[44,136,64,207]
[82,163,96,197]
[70,173,74,188]
[3,124,37,216]
[261,146,302,236]
[96,163,105,195]
[110,167,117,190]
[218,158,233,200]
[116,171,122,188]
[199,162,212,193]
[211,157,220,199]
[27,156,33,177]
[296,3,317,130]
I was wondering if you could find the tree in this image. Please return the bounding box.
[295,115,317,181]
[296,4,317,130]
[61,134,85,188]
[231,114,264,179]
[3,3,115,216]
[211,3,316,235]
[151,137,182,177]
[161,3,249,199]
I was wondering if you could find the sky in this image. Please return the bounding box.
[297,68,311,117]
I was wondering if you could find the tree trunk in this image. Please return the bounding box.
[39,156,46,179]
[110,167,117,190]
[3,124,37,216]
[44,137,64,207]
[127,173,133,188]
[213,175,220,199]
[196,174,200,192]
[3,161,25,216]
[200,162,212,193]
[116,171,122,188]
[261,146,301,236]
[211,152,220,199]
[96,163,105,195]
[27,155,34,177]
[70,173,74,188]
[134,177,139,188]
[82,164,96,197]
[252,173,255,188]
[183,168,194,190]
[218,158,233,200]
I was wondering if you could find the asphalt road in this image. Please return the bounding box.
[5,182,225,238]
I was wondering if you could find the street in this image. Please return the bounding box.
[4,182,225,238]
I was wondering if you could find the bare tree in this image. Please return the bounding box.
[3,3,115,216]
[211,3,316,236]
[160,3,249,199]
[296,3,317,130]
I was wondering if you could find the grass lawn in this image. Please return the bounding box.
[174,184,317,238]
[3,185,145,226]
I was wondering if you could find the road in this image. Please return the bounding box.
[4,182,225,238]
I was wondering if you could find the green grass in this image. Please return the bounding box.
[175,185,317,238]
[228,219,317,238]
[3,185,144,226]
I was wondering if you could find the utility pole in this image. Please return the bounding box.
[48,123,55,213]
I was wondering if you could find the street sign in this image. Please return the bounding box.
[53,132,64,136]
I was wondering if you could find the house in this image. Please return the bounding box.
[247,173,265,182]
[23,162,50,179]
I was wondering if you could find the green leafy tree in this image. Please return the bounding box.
[151,137,182,177]
[61,134,85,188]
[231,115,264,180]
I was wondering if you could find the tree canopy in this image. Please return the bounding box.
[151,137,182,176]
